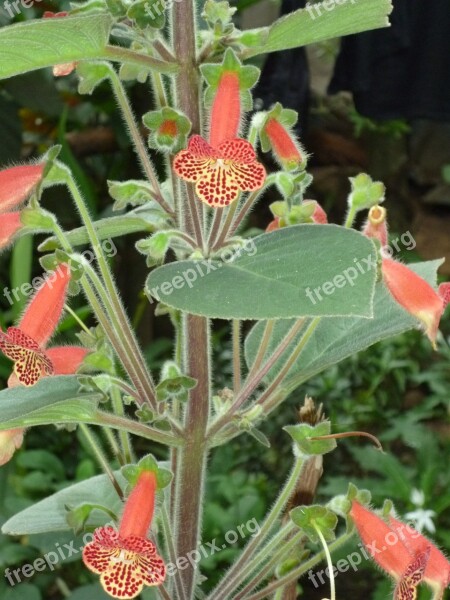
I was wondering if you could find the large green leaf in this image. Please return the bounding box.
[0,376,101,430]
[244,0,392,56]
[2,472,125,535]
[0,14,112,80]
[244,260,443,394]
[146,225,377,320]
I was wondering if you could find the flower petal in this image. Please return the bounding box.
[218,138,256,163]
[195,162,240,207]
[0,327,53,386]
[227,159,266,193]
[83,527,165,599]
[187,134,216,157]
[173,150,215,184]
[394,547,429,600]
[0,429,24,466]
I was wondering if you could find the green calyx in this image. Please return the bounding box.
[143,107,191,153]
[201,48,260,111]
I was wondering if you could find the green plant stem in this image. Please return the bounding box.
[344,205,358,228]
[247,124,258,147]
[243,531,354,600]
[233,319,242,393]
[107,70,174,217]
[207,319,305,440]
[79,424,124,499]
[61,168,158,408]
[157,585,172,600]
[51,222,153,410]
[103,44,179,72]
[257,318,321,410]
[96,410,183,446]
[212,199,239,249]
[207,206,224,249]
[63,304,93,337]
[211,457,305,600]
[151,71,168,108]
[229,189,265,238]
[109,377,141,403]
[102,427,124,465]
[111,386,134,464]
[235,529,305,599]
[247,319,274,377]
[186,184,205,250]
[214,522,297,600]
[160,502,188,600]
[314,524,336,600]
[174,316,210,598]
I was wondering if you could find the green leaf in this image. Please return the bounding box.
[243,0,392,57]
[1,471,125,535]
[0,375,101,431]
[0,14,112,80]
[244,260,443,394]
[146,225,377,320]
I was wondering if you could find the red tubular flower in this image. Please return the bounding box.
[382,257,448,347]
[209,71,241,148]
[43,12,77,76]
[0,164,44,213]
[83,471,166,599]
[362,205,388,246]
[0,213,23,249]
[389,516,450,595]
[308,200,327,224]
[264,118,304,171]
[174,134,266,207]
[0,264,71,385]
[351,501,450,600]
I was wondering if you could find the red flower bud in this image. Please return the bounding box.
[0,164,44,213]
[382,258,446,346]
[0,429,24,466]
[264,118,304,170]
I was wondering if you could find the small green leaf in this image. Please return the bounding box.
[77,61,112,95]
[127,0,166,29]
[121,454,172,491]
[290,505,338,543]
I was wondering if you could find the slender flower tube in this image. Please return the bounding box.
[209,71,241,148]
[0,213,23,249]
[382,257,448,347]
[362,205,388,246]
[264,118,305,171]
[174,135,266,207]
[0,164,44,213]
[83,471,166,599]
[0,264,72,385]
[351,501,429,599]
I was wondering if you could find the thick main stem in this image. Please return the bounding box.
[171,7,211,598]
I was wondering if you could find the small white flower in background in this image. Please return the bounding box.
[410,488,425,507]
[404,508,436,533]
[405,490,436,533]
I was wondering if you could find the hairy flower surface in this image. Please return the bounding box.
[83,471,166,599]
[174,135,266,207]
[351,501,450,600]
[264,117,304,170]
[209,71,241,148]
[0,164,44,213]
[0,213,23,249]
